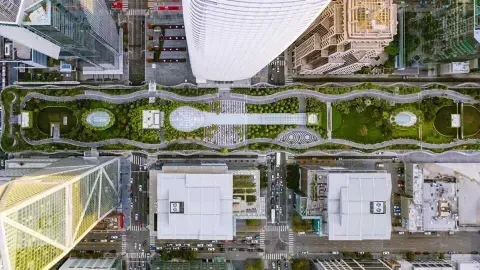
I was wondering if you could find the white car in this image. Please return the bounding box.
[183,243,191,247]
[206,244,213,247]
[139,185,142,192]
[191,248,198,251]
[449,231,455,235]
[332,251,339,255]
[398,231,405,235]
[208,248,215,251]
[111,235,119,239]
[383,251,390,255]
[246,236,253,240]
[134,214,138,220]
[197,244,204,247]
[272,261,277,269]
[424,232,432,235]
[175,243,182,247]
[251,240,258,244]
[301,251,309,254]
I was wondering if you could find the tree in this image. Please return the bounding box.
[357,125,368,136]
[405,251,415,261]
[384,38,400,56]
[246,259,263,270]
[292,259,310,270]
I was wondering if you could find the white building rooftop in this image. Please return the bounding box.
[156,172,233,240]
[327,172,392,240]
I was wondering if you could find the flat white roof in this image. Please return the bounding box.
[451,114,461,128]
[142,110,163,129]
[156,173,233,240]
[0,25,60,58]
[327,172,392,240]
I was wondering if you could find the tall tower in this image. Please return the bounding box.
[0,157,121,270]
[182,0,331,83]
[0,0,120,69]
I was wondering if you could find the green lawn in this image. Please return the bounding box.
[332,107,387,143]
[422,120,455,143]
[36,107,77,135]
[331,108,342,131]
[433,105,457,136]
[462,105,480,136]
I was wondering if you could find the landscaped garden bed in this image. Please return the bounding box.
[232,83,423,96]
[462,105,480,137]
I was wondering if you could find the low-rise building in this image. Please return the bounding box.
[296,166,392,240]
[149,163,264,241]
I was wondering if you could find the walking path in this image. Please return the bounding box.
[326,102,332,139]
[14,88,480,151]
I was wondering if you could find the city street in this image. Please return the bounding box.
[127,0,146,85]
[294,231,480,255]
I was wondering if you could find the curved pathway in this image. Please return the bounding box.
[15,88,479,151]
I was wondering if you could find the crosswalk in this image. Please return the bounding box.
[259,231,265,250]
[132,154,147,166]
[129,225,146,231]
[121,234,127,254]
[127,9,147,16]
[264,253,288,260]
[150,235,156,247]
[127,252,149,259]
[264,225,289,231]
[288,231,295,253]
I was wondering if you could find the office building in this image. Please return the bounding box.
[0,0,120,71]
[296,166,392,240]
[0,156,121,270]
[293,0,397,75]
[59,257,122,270]
[182,0,331,83]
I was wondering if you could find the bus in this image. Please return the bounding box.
[275,152,281,167]
[271,209,276,224]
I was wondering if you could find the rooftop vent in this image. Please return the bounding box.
[370,201,386,214]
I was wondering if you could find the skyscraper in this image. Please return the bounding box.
[0,0,120,69]
[0,157,121,270]
[182,0,331,83]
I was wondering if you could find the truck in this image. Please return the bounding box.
[275,153,281,168]
[271,209,276,223]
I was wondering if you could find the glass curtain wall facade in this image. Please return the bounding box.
[182,0,331,83]
[22,0,119,67]
[0,157,121,270]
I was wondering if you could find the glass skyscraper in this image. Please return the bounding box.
[182,0,331,83]
[0,157,121,270]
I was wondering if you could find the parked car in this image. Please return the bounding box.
[207,248,215,251]
[383,251,390,255]
[424,232,432,235]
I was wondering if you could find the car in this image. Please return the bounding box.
[197,244,203,247]
[241,240,248,244]
[175,243,182,247]
[134,213,139,220]
[383,251,390,255]
[173,247,180,250]
[301,251,309,254]
[229,248,237,251]
[257,248,264,252]
[255,235,261,239]
[206,244,213,247]
[449,231,455,235]
[285,262,289,267]
[472,251,479,255]
[110,235,119,239]
[191,247,198,251]
[251,240,258,244]
[272,261,277,269]
[217,244,224,247]
[139,185,142,192]
[246,236,253,240]
[211,240,217,243]
[183,243,190,247]
[398,231,405,235]
[134,243,137,249]
[447,251,455,254]
[332,251,339,255]
[130,178,133,184]
[247,248,255,252]
[81,239,87,242]
[424,232,432,235]
[109,240,115,242]
[208,248,215,251]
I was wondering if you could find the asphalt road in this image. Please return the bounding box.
[128,0,146,85]
[294,231,480,254]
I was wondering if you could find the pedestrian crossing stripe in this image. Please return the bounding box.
[288,232,295,253]
[264,253,288,260]
[127,253,148,259]
[129,225,146,231]
[264,225,289,231]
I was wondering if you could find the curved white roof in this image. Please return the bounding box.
[169,106,206,132]
[183,0,330,82]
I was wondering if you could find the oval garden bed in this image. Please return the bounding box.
[36,106,77,135]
